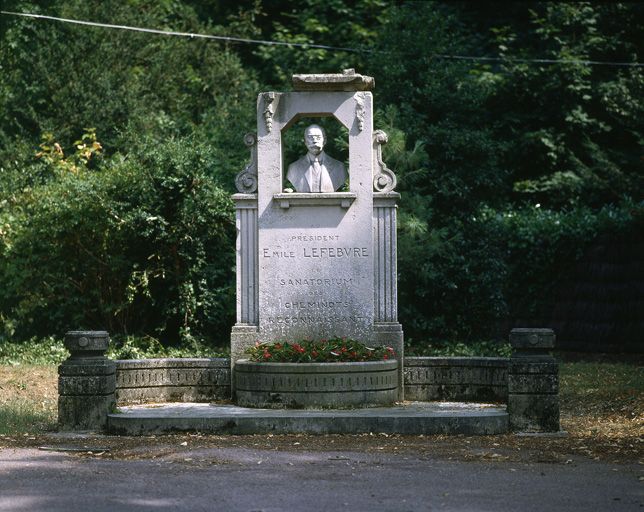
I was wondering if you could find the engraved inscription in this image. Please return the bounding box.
[283,301,351,309]
[262,249,296,258]
[259,229,372,337]
[266,315,365,325]
[261,247,368,258]
[290,234,340,242]
[279,278,353,286]
[303,247,368,258]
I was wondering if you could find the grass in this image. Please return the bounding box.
[559,362,643,457]
[0,365,58,435]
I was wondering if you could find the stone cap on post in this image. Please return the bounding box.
[292,69,375,91]
[64,330,110,359]
[509,328,555,357]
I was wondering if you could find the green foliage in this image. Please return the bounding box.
[0,338,68,365]
[483,2,643,206]
[365,1,642,343]
[107,336,229,360]
[0,335,228,364]
[0,133,236,344]
[486,200,639,321]
[0,1,263,347]
[398,199,639,342]
[35,128,103,174]
[245,338,395,363]
[0,0,259,153]
[249,0,389,87]
[406,340,512,358]
[0,1,641,349]
[369,2,510,217]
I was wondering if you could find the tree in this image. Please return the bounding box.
[0,0,259,343]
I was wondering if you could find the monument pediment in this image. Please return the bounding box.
[292,68,375,92]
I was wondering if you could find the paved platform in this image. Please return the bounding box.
[107,401,508,435]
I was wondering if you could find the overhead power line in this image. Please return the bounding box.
[1,10,642,68]
[0,11,363,53]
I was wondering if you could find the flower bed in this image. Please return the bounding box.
[244,338,395,363]
[236,339,399,409]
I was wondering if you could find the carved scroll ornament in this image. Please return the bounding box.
[373,130,397,192]
[263,92,276,133]
[355,92,366,132]
[234,133,258,193]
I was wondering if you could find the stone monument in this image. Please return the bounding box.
[231,69,403,399]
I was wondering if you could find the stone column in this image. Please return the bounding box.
[373,191,404,400]
[233,194,259,327]
[373,192,400,323]
[58,331,116,431]
[507,328,560,432]
[231,193,259,365]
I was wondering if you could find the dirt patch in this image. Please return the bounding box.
[1,423,640,466]
[0,365,58,406]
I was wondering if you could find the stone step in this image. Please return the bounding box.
[107,402,508,436]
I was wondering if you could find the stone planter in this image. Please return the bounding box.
[235,359,398,409]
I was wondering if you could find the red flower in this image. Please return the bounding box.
[245,337,394,363]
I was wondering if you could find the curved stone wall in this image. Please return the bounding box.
[115,358,231,404]
[404,357,508,403]
[114,356,509,405]
[235,359,399,408]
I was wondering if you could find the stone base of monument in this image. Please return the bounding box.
[103,355,509,435]
[106,401,508,436]
[234,360,398,409]
[59,328,560,436]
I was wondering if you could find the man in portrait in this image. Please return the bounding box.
[286,124,347,193]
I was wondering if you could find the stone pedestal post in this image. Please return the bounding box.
[507,328,560,432]
[58,331,116,431]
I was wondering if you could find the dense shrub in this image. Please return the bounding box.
[0,134,236,344]
[398,199,640,342]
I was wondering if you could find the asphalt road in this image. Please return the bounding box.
[0,446,641,511]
